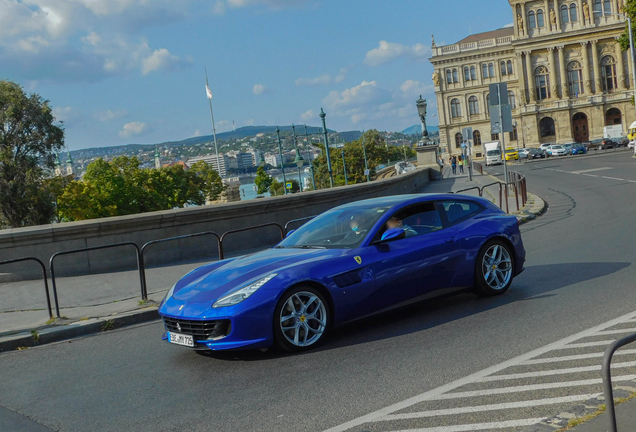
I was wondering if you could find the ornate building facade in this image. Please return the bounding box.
[430,0,634,157]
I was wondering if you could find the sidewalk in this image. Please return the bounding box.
[569,396,636,431]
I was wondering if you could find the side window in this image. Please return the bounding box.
[441,201,483,224]
[380,203,443,240]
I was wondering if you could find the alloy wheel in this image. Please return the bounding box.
[481,245,513,290]
[279,292,327,347]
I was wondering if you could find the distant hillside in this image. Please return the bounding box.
[402,124,439,135]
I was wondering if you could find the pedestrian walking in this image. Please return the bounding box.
[458,155,464,174]
[451,155,457,175]
[437,155,445,178]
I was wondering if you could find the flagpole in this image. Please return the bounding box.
[205,67,222,179]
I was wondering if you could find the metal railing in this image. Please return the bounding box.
[0,257,53,319]
[49,242,143,316]
[602,333,636,432]
[284,216,316,235]
[219,223,284,259]
[453,171,528,215]
[139,232,221,299]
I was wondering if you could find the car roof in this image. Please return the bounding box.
[333,193,482,211]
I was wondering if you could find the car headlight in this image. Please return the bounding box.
[212,274,278,308]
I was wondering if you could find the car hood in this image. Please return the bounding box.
[172,247,338,303]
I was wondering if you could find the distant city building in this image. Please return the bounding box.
[265,154,281,167]
[188,154,229,177]
[54,153,62,177]
[237,152,255,169]
[154,146,161,169]
[65,151,74,176]
[249,150,262,166]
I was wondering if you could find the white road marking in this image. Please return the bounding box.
[596,328,636,335]
[582,174,600,177]
[376,395,598,421]
[477,361,636,382]
[323,309,636,432]
[433,376,636,400]
[521,349,636,365]
[601,176,625,181]
[386,418,556,432]
[571,167,612,174]
[557,340,615,349]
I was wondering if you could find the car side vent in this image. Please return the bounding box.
[333,270,363,288]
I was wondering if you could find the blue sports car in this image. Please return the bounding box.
[159,194,526,352]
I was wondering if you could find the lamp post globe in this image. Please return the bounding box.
[294,152,304,168]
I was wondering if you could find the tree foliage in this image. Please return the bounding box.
[270,178,300,195]
[0,80,65,228]
[619,1,636,51]
[254,166,273,194]
[57,157,225,221]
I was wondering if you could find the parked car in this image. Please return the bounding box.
[517,148,530,159]
[547,145,568,157]
[571,144,587,155]
[561,143,574,154]
[539,143,553,153]
[504,147,519,161]
[158,195,526,352]
[601,139,616,149]
[616,137,629,147]
[584,139,604,150]
[527,148,547,159]
[628,141,636,149]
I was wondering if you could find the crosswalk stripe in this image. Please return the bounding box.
[571,167,612,174]
[521,349,636,365]
[556,340,614,349]
[596,328,636,335]
[601,176,626,181]
[384,418,547,432]
[376,395,598,421]
[432,375,636,400]
[477,361,636,382]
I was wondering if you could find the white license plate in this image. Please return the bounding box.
[168,332,194,347]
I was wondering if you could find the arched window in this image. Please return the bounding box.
[567,61,584,96]
[508,90,516,109]
[482,63,489,78]
[470,65,477,80]
[473,130,482,146]
[509,125,518,141]
[468,96,479,115]
[570,3,578,21]
[446,69,453,84]
[488,63,495,77]
[601,55,617,92]
[537,9,545,27]
[464,67,471,81]
[535,66,550,100]
[593,0,602,14]
[455,132,463,148]
[540,117,556,137]
[507,60,514,75]
[603,0,611,15]
[500,61,507,76]
[451,98,462,118]
[528,10,537,29]
[452,68,459,83]
[561,5,570,23]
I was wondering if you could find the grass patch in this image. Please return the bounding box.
[556,392,636,431]
[79,317,89,321]
[30,330,39,342]
[138,299,148,306]
[45,318,56,325]
[101,319,116,332]
[16,346,28,351]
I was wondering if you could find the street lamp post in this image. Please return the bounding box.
[362,131,370,182]
[291,124,304,193]
[341,149,348,185]
[416,95,429,145]
[304,125,316,190]
[275,126,287,195]
[319,108,334,188]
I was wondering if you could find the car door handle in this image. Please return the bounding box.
[445,237,455,243]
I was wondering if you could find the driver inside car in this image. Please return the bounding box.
[386,217,418,238]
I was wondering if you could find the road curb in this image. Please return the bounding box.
[514,192,548,225]
[0,307,160,353]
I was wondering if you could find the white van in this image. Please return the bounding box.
[483,141,502,166]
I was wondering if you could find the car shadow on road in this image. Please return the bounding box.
[197,261,630,362]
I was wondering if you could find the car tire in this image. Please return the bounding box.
[472,239,515,297]
[273,285,330,352]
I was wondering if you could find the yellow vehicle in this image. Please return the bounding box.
[504,147,519,161]
[628,121,636,142]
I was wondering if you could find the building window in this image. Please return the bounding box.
[500,61,507,76]
[535,66,550,100]
[464,67,470,81]
[486,94,490,114]
[603,0,611,15]
[509,125,518,141]
[446,69,453,84]
[601,55,617,92]
[473,130,482,146]
[540,117,556,137]
[568,61,584,96]
[452,68,459,83]
[537,9,545,27]
[470,65,477,80]
[482,63,489,78]
[455,133,462,148]
[451,98,462,118]
[570,3,578,21]
[488,63,495,77]
[468,96,479,115]
[528,10,537,29]
[593,0,602,15]
[507,60,513,75]
[491,133,500,141]
[508,90,516,109]
[561,5,570,23]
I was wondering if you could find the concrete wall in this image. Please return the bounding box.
[0,168,431,281]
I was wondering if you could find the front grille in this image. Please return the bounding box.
[163,317,230,340]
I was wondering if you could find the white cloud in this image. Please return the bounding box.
[400,80,433,98]
[95,109,128,122]
[364,41,431,67]
[323,81,392,109]
[300,109,315,121]
[119,121,149,138]
[52,106,74,122]
[253,84,266,95]
[295,67,350,87]
[142,48,187,75]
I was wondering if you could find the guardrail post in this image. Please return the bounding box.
[602,332,636,432]
[0,258,55,319]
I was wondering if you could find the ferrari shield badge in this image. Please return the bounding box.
[354,256,362,265]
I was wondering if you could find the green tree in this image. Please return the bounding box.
[619,1,636,51]
[254,166,273,194]
[0,80,65,227]
[270,178,300,195]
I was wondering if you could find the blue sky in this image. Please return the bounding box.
[1,0,513,150]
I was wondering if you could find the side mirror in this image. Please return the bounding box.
[377,228,406,244]
[285,229,296,238]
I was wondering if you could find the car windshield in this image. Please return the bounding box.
[277,204,391,249]
[487,150,501,156]
[505,149,516,153]
[552,145,563,149]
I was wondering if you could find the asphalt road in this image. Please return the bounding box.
[2,151,636,432]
